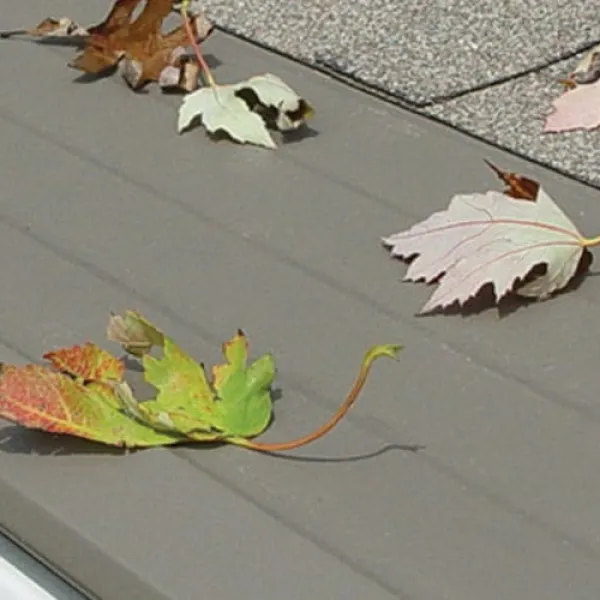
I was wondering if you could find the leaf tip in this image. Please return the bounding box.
[483,158,501,175]
[365,343,403,365]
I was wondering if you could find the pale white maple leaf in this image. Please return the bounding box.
[544,79,600,133]
[240,73,314,131]
[177,73,313,148]
[178,84,277,148]
[382,187,588,314]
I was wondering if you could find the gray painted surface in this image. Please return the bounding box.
[2,2,600,599]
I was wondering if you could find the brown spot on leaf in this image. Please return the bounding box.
[484,160,540,202]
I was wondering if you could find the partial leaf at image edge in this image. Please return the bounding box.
[0,363,185,447]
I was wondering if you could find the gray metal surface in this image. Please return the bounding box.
[2,2,600,599]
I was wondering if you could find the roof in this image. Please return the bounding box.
[2,2,600,599]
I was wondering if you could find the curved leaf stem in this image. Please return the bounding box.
[227,344,402,453]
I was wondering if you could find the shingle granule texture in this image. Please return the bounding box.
[199,0,600,105]
[424,55,600,187]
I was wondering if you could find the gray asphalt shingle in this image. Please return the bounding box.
[200,0,600,104]
[425,55,600,187]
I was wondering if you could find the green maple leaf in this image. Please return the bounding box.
[108,311,274,440]
[209,330,274,437]
[1,310,404,454]
[107,310,403,454]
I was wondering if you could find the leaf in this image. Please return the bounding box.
[234,74,315,132]
[57,0,213,90]
[544,78,600,133]
[70,0,213,88]
[108,311,275,439]
[177,73,313,148]
[178,85,278,148]
[381,165,590,314]
[0,17,89,40]
[0,363,184,447]
[107,309,164,357]
[112,380,222,441]
[141,336,222,435]
[141,329,274,438]
[43,342,124,382]
[210,330,275,438]
[158,49,201,93]
[561,44,600,88]
[2,311,402,453]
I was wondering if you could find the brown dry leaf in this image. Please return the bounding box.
[0,17,90,40]
[70,0,213,90]
[158,49,202,93]
[0,1,141,41]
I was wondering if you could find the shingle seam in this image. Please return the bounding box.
[211,25,600,108]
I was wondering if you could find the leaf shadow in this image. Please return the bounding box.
[0,426,423,461]
[280,124,320,144]
[254,442,425,463]
[71,66,119,85]
[0,34,87,47]
[0,425,129,456]
[32,37,88,48]
[196,53,221,70]
[413,249,594,318]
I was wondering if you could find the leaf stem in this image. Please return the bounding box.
[179,2,217,89]
[580,234,600,248]
[227,344,402,453]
